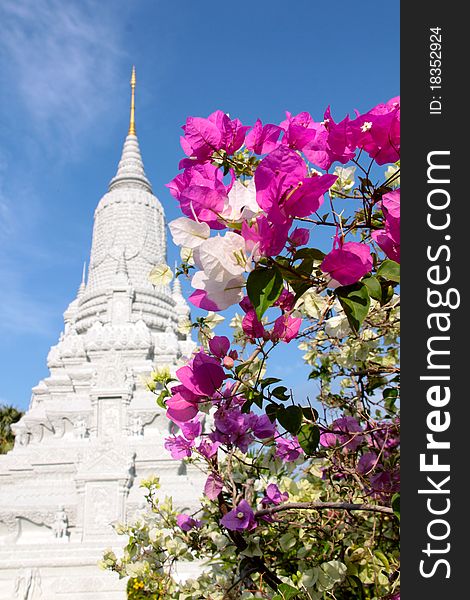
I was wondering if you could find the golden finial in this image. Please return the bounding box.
[128,65,136,135]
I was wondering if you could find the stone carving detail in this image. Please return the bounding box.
[14,568,42,600]
[128,414,143,437]
[52,506,69,541]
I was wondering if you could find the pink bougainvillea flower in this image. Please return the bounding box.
[209,335,231,358]
[288,227,310,248]
[166,163,228,229]
[275,436,303,462]
[241,216,291,258]
[181,116,223,161]
[254,145,306,213]
[176,513,202,532]
[250,414,277,439]
[351,97,400,165]
[357,452,378,475]
[320,416,364,451]
[176,351,225,398]
[204,472,224,500]
[261,483,289,506]
[273,288,296,312]
[207,110,250,155]
[254,145,335,222]
[282,173,336,219]
[372,189,400,262]
[321,240,373,286]
[271,314,302,343]
[164,435,193,459]
[196,439,220,459]
[180,418,203,441]
[166,384,201,424]
[246,119,282,154]
[220,499,257,531]
[242,309,267,341]
[279,111,318,151]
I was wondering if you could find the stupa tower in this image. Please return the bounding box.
[0,69,201,600]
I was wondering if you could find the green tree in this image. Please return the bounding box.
[0,404,23,454]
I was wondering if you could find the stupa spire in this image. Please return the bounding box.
[128,65,136,136]
[108,66,151,193]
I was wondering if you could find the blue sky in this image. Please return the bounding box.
[0,0,399,411]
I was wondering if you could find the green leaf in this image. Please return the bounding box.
[272,386,289,401]
[275,583,300,600]
[266,403,279,423]
[381,283,395,305]
[155,389,169,409]
[260,377,282,389]
[302,406,319,422]
[336,282,371,333]
[377,259,400,283]
[277,406,303,434]
[246,266,284,319]
[362,276,382,301]
[347,575,366,600]
[392,493,400,520]
[297,423,320,456]
[294,248,326,262]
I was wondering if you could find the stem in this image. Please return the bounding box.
[255,501,394,518]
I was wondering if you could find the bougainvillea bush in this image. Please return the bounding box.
[102,98,400,599]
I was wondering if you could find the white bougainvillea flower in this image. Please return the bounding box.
[385,163,400,188]
[324,315,351,338]
[330,166,356,198]
[191,270,245,311]
[148,263,173,286]
[193,231,250,283]
[168,217,211,249]
[301,291,330,319]
[204,311,225,329]
[220,179,260,222]
[180,246,194,265]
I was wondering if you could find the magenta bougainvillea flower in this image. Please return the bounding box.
[179,418,203,441]
[204,472,224,500]
[220,499,257,531]
[351,97,400,165]
[271,314,302,343]
[321,240,373,286]
[273,288,296,312]
[372,189,400,262]
[246,118,282,154]
[241,215,292,258]
[288,227,310,249]
[179,111,249,165]
[164,435,193,459]
[320,416,364,451]
[250,414,277,439]
[166,384,202,424]
[176,513,202,532]
[261,483,289,506]
[254,145,336,223]
[176,351,225,398]
[279,111,318,151]
[196,439,220,459]
[166,163,229,229]
[208,335,231,358]
[242,309,267,340]
[275,436,303,462]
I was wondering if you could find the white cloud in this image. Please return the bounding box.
[0,0,126,148]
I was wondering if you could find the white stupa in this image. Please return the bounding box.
[0,68,203,599]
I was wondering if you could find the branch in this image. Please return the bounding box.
[255,501,394,518]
